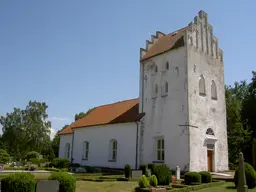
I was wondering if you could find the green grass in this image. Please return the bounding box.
[197,182,256,192]
[76,181,137,192]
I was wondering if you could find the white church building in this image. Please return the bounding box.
[59,10,228,172]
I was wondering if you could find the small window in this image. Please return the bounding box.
[83,141,89,160]
[155,84,158,94]
[165,82,168,93]
[65,143,70,159]
[166,62,169,70]
[155,65,158,73]
[206,128,215,136]
[199,75,206,96]
[156,138,164,161]
[109,139,117,162]
[211,80,217,100]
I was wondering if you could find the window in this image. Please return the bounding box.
[199,75,206,96]
[165,82,168,94]
[109,139,117,162]
[82,141,89,160]
[65,143,70,159]
[166,62,169,70]
[156,138,164,161]
[155,65,158,73]
[211,80,217,100]
[153,84,158,98]
[206,128,215,136]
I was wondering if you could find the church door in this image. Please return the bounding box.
[207,150,213,172]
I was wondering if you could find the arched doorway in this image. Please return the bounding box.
[205,128,217,172]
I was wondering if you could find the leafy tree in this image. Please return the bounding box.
[0,101,51,159]
[0,135,7,151]
[0,149,10,164]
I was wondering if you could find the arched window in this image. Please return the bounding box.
[82,141,89,160]
[166,62,169,70]
[65,143,70,159]
[199,75,206,96]
[165,82,168,94]
[211,80,217,100]
[206,128,215,136]
[109,139,117,162]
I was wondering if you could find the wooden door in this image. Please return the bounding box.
[207,150,213,172]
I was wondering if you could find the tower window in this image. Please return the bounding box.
[199,75,206,96]
[211,80,217,100]
[166,62,169,70]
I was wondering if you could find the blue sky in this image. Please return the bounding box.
[0,0,255,134]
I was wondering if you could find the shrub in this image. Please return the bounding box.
[124,164,131,178]
[83,166,95,173]
[52,158,70,168]
[0,149,10,164]
[39,158,48,164]
[199,171,212,183]
[138,175,149,188]
[184,172,201,185]
[149,175,158,187]
[49,172,76,192]
[148,163,155,171]
[26,151,40,160]
[234,162,256,189]
[151,164,172,185]
[29,158,40,164]
[139,164,147,174]
[1,173,36,192]
[145,168,151,177]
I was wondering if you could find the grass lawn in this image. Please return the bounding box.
[76,181,137,192]
[198,182,256,192]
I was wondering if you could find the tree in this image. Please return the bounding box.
[0,149,10,164]
[0,101,51,159]
[225,85,252,164]
[74,107,96,121]
[0,135,6,151]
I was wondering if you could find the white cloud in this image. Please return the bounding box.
[50,117,69,121]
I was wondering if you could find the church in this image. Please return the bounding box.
[58,10,229,172]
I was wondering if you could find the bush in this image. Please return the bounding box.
[0,149,10,164]
[199,171,212,183]
[29,158,40,164]
[151,164,172,185]
[149,175,158,187]
[26,151,40,160]
[52,158,70,168]
[1,173,36,192]
[139,164,147,174]
[83,166,95,173]
[184,172,201,185]
[234,162,256,189]
[138,175,149,188]
[49,172,76,192]
[124,164,131,178]
[147,163,155,171]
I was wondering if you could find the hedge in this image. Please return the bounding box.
[184,172,201,185]
[1,173,36,192]
[199,171,212,183]
[48,172,76,192]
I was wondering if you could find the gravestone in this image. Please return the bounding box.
[35,180,60,192]
[237,152,248,192]
[132,170,142,179]
[176,166,180,180]
[0,164,4,171]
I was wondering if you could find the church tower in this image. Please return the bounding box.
[138,10,228,172]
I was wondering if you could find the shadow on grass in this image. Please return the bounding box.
[226,186,236,189]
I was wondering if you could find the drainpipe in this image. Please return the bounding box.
[71,129,75,164]
[135,121,139,170]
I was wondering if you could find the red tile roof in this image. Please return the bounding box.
[59,98,142,135]
[141,27,187,61]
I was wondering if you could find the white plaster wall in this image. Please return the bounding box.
[72,123,137,169]
[139,46,190,171]
[59,134,73,161]
[186,11,228,172]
